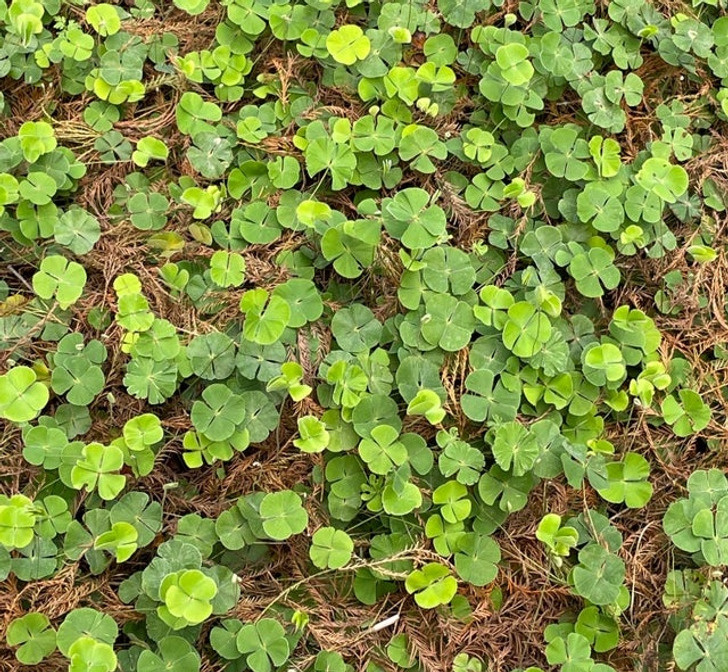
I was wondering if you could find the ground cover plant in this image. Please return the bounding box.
[1,0,728,670]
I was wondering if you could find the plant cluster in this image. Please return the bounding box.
[0,0,725,670]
